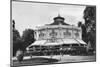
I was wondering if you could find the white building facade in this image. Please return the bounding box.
[27,15,86,50]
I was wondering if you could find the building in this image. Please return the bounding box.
[26,14,87,55]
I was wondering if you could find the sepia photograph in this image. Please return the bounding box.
[11,0,96,66]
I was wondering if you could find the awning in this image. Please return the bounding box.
[27,38,87,50]
[76,39,87,44]
[44,42,63,46]
[26,40,46,50]
[29,40,46,46]
[62,39,79,44]
[44,39,63,46]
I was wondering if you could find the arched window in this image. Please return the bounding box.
[74,29,80,38]
[39,32,45,39]
[63,30,71,37]
[49,30,57,38]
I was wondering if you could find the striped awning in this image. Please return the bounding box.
[29,40,46,46]
[62,38,86,45]
[62,38,79,44]
[42,39,63,46]
[76,39,86,44]
[27,38,86,49]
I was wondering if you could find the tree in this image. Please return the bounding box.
[12,20,23,56]
[22,29,35,50]
[83,6,96,50]
[13,28,24,56]
[78,21,82,27]
[13,29,20,41]
[77,21,88,43]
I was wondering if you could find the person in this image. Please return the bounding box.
[16,49,24,63]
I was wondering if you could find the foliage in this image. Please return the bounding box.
[13,28,35,56]
[12,20,24,56]
[82,6,96,50]
[22,29,35,50]
[13,29,24,56]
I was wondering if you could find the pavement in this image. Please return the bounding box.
[12,55,96,66]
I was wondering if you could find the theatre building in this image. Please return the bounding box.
[26,15,87,55]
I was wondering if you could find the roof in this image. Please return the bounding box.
[49,14,69,25]
[27,38,86,48]
[49,22,69,25]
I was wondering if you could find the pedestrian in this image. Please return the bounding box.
[16,49,24,63]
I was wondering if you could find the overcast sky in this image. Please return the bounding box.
[12,1,86,36]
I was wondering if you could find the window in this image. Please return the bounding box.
[39,32,45,39]
[49,30,57,37]
[75,32,79,37]
[73,29,81,38]
[63,30,71,37]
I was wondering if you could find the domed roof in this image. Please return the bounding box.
[48,14,69,25]
[53,14,65,20]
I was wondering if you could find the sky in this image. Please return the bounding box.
[12,1,86,36]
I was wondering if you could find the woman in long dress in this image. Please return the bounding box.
[16,49,24,63]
